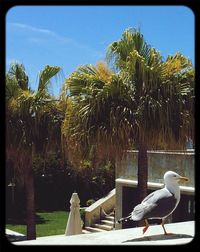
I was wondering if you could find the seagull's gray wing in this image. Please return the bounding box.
[131,188,177,221]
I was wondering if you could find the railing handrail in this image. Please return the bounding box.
[85,189,115,212]
[116,178,195,195]
[84,189,116,226]
[126,150,195,155]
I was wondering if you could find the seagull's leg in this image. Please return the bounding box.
[161,219,173,235]
[143,219,149,234]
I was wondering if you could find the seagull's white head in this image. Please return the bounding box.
[164,171,189,185]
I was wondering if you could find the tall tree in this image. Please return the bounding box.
[6,63,62,239]
[106,28,194,201]
[62,28,194,211]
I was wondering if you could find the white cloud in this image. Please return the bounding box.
[10,22,55,36]
[8,22,79,46]
[8,22,104,59]
[9,22,80,45]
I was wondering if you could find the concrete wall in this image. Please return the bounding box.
[116,150,194,187]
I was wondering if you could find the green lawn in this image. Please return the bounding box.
[6,211,69,237]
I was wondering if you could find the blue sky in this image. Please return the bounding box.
[6,5,194,96]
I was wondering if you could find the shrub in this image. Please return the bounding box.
[86,199,95,206]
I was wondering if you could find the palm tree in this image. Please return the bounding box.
[62,28,194,209]
[106,28,194,201]
[62,62,129,165]
[6,63,62,240]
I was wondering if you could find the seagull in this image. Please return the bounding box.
[117,171,189,235]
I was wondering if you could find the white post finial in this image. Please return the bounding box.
[65,192,82,236]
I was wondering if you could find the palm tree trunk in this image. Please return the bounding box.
[137,142,148,203]
[24,162,36,240]
[137,142,148,227]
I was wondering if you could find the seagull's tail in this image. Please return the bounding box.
[116,214,132,224]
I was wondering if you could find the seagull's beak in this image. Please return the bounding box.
[179,176,189,183]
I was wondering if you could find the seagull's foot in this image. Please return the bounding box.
[142,219,149,234]
[143,226,149,234]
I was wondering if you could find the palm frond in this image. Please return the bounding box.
[37,65,61,96]
[8,62,29,90]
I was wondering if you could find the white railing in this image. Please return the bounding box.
[116,178,195,195]
[84,189,116,226]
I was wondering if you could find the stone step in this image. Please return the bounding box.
[82,208,115,234]
[104,215,114,221]
[93,223,113,231]
[101,219,114,227]
[82,229,92,234]
[84,226,106,233]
